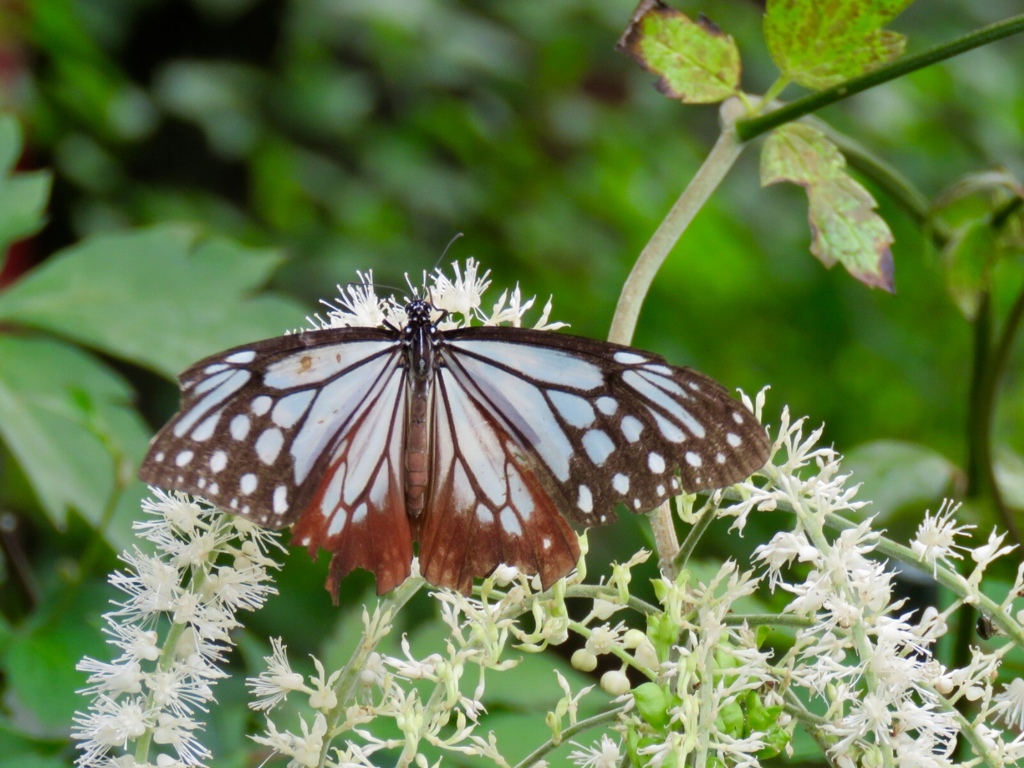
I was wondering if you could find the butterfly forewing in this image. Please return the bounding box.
[139,329,400,525]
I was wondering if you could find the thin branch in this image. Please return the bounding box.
[736,14,1024,142]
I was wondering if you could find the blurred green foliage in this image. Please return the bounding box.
[0,0,1022,765]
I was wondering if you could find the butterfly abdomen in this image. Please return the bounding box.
[403,301,438,518]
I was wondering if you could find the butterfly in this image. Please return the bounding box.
[139,296,770,597]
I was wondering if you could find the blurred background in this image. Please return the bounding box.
[0,0,1022,765]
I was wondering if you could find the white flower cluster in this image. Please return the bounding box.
[73,264,1024,768]
[307,258,567,332]
[72,491,283,767]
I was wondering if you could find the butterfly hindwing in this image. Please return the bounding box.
[291,356,414,595]
[415,365,580,594]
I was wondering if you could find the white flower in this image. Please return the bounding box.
[247,638,306,711]
[73,491,281,767]
[569,734,622,767]
[992,677,1024,730]
[911,500,974,573]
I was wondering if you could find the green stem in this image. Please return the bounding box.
[608,97,748,346]
[510,706,629,768]
[671,502,717,572]
[319,577,424,767]
[736,14,1024,142]
[966,292,994,502]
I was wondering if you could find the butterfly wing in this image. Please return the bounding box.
[415,364,581,594]
[436,326,770,527]
[139,328,415,595]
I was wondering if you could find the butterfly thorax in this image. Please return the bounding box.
[402,299,440,518]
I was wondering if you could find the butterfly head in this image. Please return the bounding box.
[405,299,436,328]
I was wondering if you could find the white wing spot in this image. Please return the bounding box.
[621,415,644,443]
[648,452,666,473]
[256,428,285,465]
[716,452,727,464]
[352,503,368,524]
[251,395,273,415]
[210,450,228,473]
[476,504,494,524]
[154,452,165,463]
[273,390,315,429]
[726,432,742,447]
[204,363,229,375]
[577,484,593,513]
[327,510,347,536]
[685,452,702,467]
[543,537,552,550]
[230,414,251,441]
[732,411,745,424]
[549,390,596,428]
[320,462,346,518]
[500,507,523,536]
[645,364,673,375]
[633,498,642,509]
[670,477,680,490]
[225,350,257,364]
[208,482,219,495]
[175,450,194,467]
[273,485,288,514]
[614,351,648,365]
[612,473,629,494]
[582,429,615,466]
[229,498,238,509]
[192,413,220,441]
[197,478,206,489]
[688,381,701,391]
[240,473,258,495]
[656,484,665,496]
[596,396,618,415]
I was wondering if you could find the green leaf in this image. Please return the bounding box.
[0,334,151,528]
[0,116,52,254]
[764,0,913,90]
[761,123,894,291]
[617,1,740,104]
[0,224,308,378]
[943,220,996,319]
[843,440,956,521]
[3,584,110,734]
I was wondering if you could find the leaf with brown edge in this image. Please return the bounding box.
[764,0,913,90]
[761,123,895,292]
[617,0,740,104]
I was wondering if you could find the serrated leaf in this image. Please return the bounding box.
[0,224,308,378]
[762,123,894,291]
[0,335,151,529]
[764,0,913,90]
[0,116,52,253]
[617,0,740,104]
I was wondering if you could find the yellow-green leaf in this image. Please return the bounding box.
[617,0,740,104]
[764,0,913,90]
[762,123,894,291]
